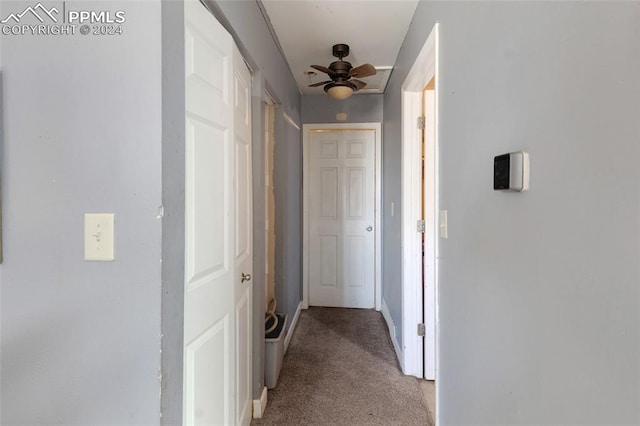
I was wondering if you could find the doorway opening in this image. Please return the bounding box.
[302,123,382,311]
[401,22,439,423]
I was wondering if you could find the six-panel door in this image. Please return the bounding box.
[308,130,376,308]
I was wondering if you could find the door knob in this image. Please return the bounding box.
[366,226,373,232]
[241,272,252,283]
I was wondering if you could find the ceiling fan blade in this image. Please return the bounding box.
[351,79,367,91]
[310,65,337,77]
[349,63,376,78]
[308,80,332,87]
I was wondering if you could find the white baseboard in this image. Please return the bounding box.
[381,298,404,370]
[252,386,268,419]
[284,301,303,352]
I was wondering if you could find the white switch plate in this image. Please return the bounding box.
[84,213,115,261]
[439,210,448,239]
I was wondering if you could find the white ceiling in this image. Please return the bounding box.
[260,0,419,95]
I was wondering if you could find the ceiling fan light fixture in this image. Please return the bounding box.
[325,82,354,100]
[310,44,375,99]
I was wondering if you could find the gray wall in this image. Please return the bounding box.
[0,0,302,421]
[385,1,640,424]
[273,114,302,325]
[0,1,162,423]
[302,93,383,123]
[160,0,186,423]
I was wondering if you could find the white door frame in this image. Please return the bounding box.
[401,23,439,382]
[302,123,382,311]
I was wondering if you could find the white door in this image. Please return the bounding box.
[308,130,376,308]
[183,1,252,425]
[232,39,253,426]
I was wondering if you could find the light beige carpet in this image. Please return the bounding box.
[252,307,432,426]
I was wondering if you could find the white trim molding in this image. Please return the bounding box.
[302,122,383,311]
[401,23,439,380]
[282,112,300,130]
[284,301,303,352]
[381,298,403,369]
[252,386,268,419]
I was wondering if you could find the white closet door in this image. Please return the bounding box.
[183,1,252,424]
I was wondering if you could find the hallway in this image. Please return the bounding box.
[253,307,433,425]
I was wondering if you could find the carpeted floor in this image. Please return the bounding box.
[252,307,432,426]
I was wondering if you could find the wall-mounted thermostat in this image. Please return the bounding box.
[494,151,529,192]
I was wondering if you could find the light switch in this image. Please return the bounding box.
[84,213,115,261]
[439,210,448,239]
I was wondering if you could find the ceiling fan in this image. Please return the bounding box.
[309,43,377,100]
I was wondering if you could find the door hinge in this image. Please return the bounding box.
[417,219,425,233]
[417,323,426,337]
[417,116,426,130]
